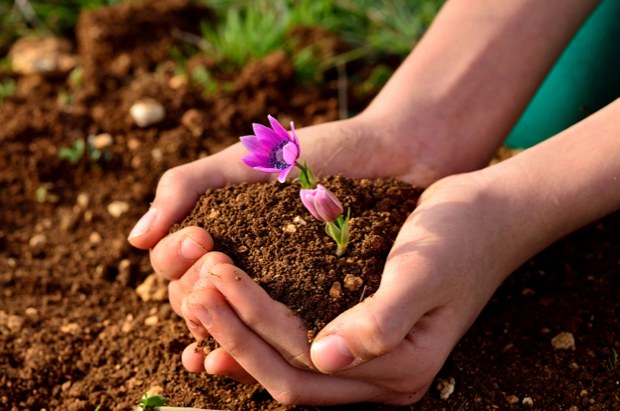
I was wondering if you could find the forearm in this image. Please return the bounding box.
[486,98,620,267]
[364,0,598,174]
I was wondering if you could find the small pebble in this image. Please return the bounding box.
[89,232,102,245]
[29,234,47,249]
[505,394,519,405]
[437,377,455,400]
[130,99,165,128]
[88,133,113,150]
[343,274,363,292]
[551,332,576,350]
[136,273,168,302]
[144,315,159,326]
[522,397,534,407]
[329,282,342,299]
[283,224,297,233]
[107,201,129,218]
[60,323,80,334]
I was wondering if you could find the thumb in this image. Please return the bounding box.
[127,160,208,249]
[310,250,440,373]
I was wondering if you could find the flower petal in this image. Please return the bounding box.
[282,141,299,165]
[241,153,271,168]
[253,123,281,145]
[300,189,320,220]
[268,115,293,142]
[240,135,261,152]
[289,121,300,146]
[277,165,294,183]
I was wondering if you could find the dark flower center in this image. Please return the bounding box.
[268,141,290,170]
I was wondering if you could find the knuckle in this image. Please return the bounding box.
[358,311,400,358]
[270,384,303,405]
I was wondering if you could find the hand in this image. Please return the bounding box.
[128,111,476,315]
[180,172,527,405]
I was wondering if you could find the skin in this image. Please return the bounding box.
[128,0,619,405]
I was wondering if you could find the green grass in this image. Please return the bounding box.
[1,0,444,92]
[195,0,444,82]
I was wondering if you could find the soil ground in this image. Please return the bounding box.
[1,1,619,410]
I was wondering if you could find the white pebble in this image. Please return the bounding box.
[107,201,129,218]
[130,99,165,128]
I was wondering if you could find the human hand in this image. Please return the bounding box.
[128,111,465,314]
[180,171,529,405]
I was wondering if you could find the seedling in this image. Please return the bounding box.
[137,392,224,411]
[138,393,167,410]
[58,137,112,165]
[190,66,217,96]
[35,183,59,203]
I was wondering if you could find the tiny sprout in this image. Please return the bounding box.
[138,393,167,410]
[35,183,59,203]
[58,139,85,164]
[136,392,221,411]
[58,137,112,165]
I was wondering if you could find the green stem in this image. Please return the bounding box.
[295,161,316,189]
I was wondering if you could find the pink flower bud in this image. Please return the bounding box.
[300,184,343,222]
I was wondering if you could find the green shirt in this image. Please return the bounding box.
[506,0,620,148]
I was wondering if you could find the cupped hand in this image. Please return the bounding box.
[180,171,526,405]
[128,113,462,314]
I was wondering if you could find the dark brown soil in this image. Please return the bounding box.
[174,176,421,339]
[0,1,618,410]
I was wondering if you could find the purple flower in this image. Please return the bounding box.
[300,184,343,222]
[240,115,300,182]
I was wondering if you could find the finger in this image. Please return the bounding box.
[310,218,447,373]
[199,263,312,369]
[316,307,454,397]
[188,287,413,405]
[182,297,210,341]
[169,251,233,316]
[127,145,266,249]
[205,347,257,384]
[150,227,213,280]
[182,342,206,373]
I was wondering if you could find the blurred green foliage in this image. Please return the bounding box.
[0,0,444,91]
[197,0,444,82]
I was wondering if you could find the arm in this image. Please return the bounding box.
[358,0,599,184]
[183,98,620,405]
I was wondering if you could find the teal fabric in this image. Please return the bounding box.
[506,0,620,148]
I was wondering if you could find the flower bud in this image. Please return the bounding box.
[300,184,343,222]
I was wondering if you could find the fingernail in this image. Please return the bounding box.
[128,207,157,239]
[180,235,207,260]
[311,334,355,373]
[191,305,212,328]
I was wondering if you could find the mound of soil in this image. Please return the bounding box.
[174,176,421,339]
[0,1,618,410]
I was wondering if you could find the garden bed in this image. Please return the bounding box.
[0,1,618,410]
